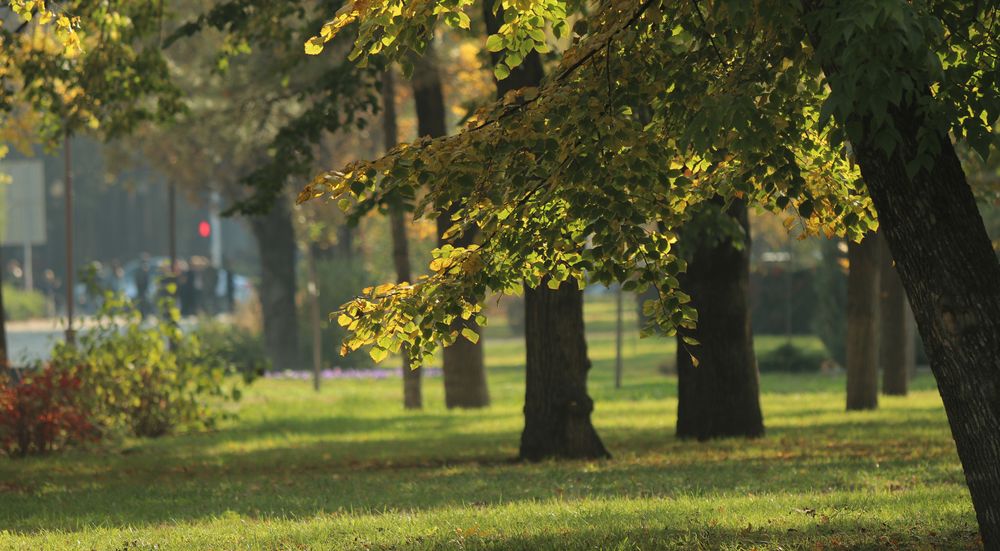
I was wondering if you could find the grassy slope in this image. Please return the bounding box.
[0,296,979,550]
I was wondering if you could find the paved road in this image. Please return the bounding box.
[7,320,72,365]
[5,318,203,366]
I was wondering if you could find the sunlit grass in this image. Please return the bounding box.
[0,295,978,550]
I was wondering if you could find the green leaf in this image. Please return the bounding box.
[461,327,480,344]
[486,34,504,52]
[798,199,814,219]
[494,63,510,80]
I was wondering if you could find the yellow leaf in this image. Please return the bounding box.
[304,37,325,55]
[461,327,480,344]
[370,346,389,362]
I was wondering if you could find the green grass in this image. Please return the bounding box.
[0,296,979,550]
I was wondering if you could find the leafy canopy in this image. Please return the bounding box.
[298,0,998,365]
[1,0,182,149]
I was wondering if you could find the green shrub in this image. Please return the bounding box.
[3,285,46,321]
[192,318,269,382]
[50,293,242,439]
[757,343,825,373]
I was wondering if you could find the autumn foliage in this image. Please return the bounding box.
[0,366,98,458]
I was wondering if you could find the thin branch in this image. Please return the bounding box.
[688,0,727,68]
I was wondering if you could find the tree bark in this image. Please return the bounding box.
[675,200,764,440]
[249,195,300,371]
[855,133,1000,545]
[879,233,913,396]
[805,8,1000,541]
[384,67,421,410]
[520,280,610,460]
[483,5,607,459]
[846,232,880,411]
[410,41,490,408]
[0,248,8,375]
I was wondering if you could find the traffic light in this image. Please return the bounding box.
[198,220,211,238]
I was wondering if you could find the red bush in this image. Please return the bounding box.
[0,366,99,457]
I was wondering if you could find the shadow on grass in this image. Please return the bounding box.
[377,524,981,551]
[0,413,964,535]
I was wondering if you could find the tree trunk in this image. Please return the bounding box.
[484,5,607,459]
[846,232,880,411]
[805,12,1000,541]
[805,8,1000,542]
[675,200,764,440]
[879,233,913,396]
[855,132,1000,544]
[520,280,610,460]
[249,195,300,371]
[0,248,8,375]
[384,67,421,410]
[410,42,489,408]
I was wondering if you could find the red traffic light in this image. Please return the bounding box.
[198,220,211,238]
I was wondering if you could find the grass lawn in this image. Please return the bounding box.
[0,295,979,550]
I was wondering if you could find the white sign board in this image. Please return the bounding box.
[0,159,46,245]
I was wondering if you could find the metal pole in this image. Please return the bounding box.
[64,132,74,345]
[22,240,32,292]
[307,246,321,392]
[785,250,792,346]
[614,284,624,389]
[209,190,222,267]
[168,180,177,274]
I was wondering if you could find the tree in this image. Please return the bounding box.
[675,199,763,440]
[156,0,384,370]
[878,233,914,396]
[303,2,1000,542]
[482,6,608,460]
[0,250,7,374]
[410,41,490,408]
[383,67,421,409]
[845,232,879,410]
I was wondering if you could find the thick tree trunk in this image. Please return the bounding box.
[806,19,1000,545]
[436,210,490,408]
[846,233,880,410]
[520,280,610,460]
[383,67,421,409]
[484,5,607,459]
[675,200,764,440]
[879,233,913,396]
[855,132,1000,545]
[806,8,1000,543]
[249,195,300,371]
[410,43,489,408]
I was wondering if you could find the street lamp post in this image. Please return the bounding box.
[64,131,75,345]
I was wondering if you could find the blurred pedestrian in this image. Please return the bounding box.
[178,259,196,317]
[203,262,219,315]
[40,269,62,316]
[135,255,152,317]
[224,257,236,313]
[6,260,23,289]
